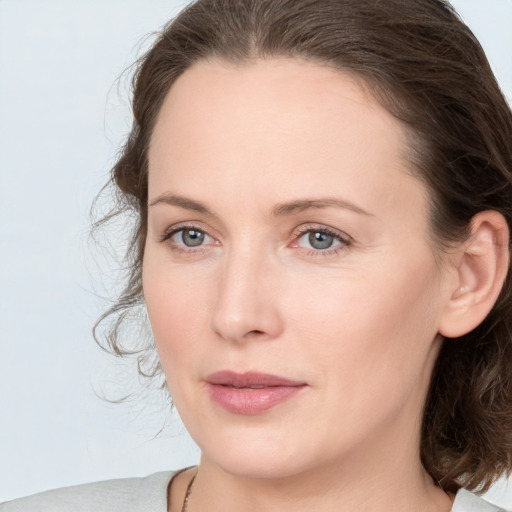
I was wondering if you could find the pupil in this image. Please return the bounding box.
[182,230,204,247]
[309,231,333,250]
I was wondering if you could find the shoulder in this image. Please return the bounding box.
[0,471,177,512]
[452,488,508,512]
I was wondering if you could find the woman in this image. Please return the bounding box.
[2,0,511,510]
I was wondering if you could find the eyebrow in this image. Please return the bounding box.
[149,193,214,215]
[148,193,373,217]
[272,198,373,217]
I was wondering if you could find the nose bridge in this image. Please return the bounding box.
[211,239,282,343]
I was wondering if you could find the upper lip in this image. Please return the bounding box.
[206,371,306,388]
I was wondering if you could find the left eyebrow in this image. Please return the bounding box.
[271,197,374,217]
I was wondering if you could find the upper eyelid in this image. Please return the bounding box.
[162,226,216,250]
[162,221,214,239]
[292,224,352,242]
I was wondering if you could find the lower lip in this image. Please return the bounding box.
[207,384,305,415]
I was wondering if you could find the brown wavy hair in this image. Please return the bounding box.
[94,0,512,493]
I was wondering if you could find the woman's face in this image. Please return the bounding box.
[143,59,456,479]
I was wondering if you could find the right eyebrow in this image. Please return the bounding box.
[148,193,214,216]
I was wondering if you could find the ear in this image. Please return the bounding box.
[439,210,510,339]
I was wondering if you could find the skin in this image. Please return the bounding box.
[143,58,459,512]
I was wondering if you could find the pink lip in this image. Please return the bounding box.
[206,371,307,415]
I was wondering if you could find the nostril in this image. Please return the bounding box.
[247,330,264,336]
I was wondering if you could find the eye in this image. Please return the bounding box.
[299,231,341,250]
[291,225,351,255]
[165,227,215,248]
[174,228,207,247]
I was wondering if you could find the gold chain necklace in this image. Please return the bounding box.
[181,470,198,512]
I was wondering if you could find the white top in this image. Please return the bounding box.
[0,471,507,511]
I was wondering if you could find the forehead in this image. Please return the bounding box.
[149,58,407,169]
[148,58,427,232]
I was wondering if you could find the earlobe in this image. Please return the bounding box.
[439,210,510,339]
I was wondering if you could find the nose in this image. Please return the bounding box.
[210,247,284,343]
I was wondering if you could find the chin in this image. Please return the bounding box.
[192,420,326,480]
[205,449,312,480]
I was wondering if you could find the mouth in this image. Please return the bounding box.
[206,371,307,415]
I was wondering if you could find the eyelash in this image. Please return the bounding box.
[159,223,214,255]
[292,224,352,257]
[160,223,352,257]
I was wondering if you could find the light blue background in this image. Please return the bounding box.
[1,0,511,506]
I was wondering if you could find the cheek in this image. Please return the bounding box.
[283,264,442,455]
[142,258,213,369]
[288,255,443,391]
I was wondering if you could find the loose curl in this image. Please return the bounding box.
[94,0,512,493]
